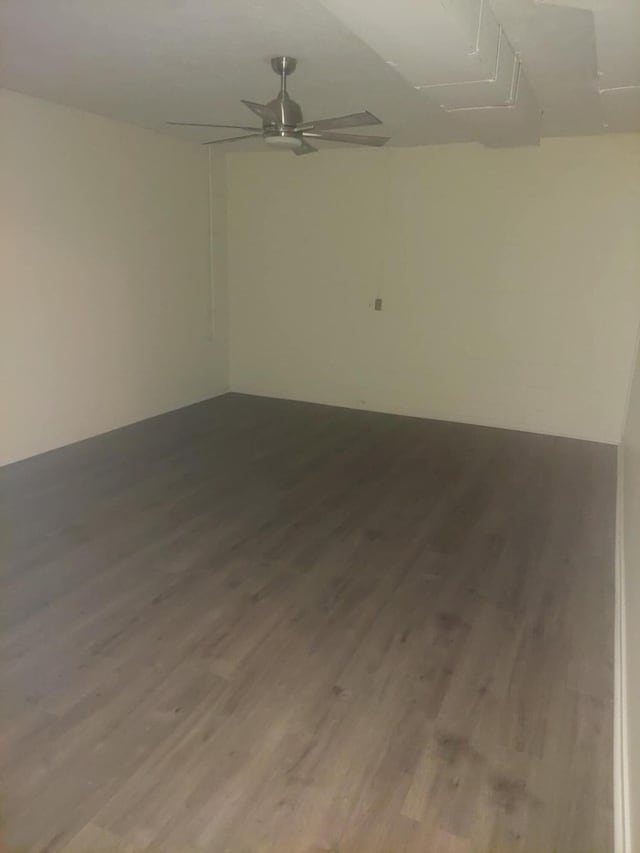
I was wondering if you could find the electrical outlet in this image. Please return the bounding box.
[374,298,383,311]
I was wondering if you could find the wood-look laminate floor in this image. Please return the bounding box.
[1,394,616,852]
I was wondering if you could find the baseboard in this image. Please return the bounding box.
[228,386,617,446]
[0,387,231,468]
[615,445,631,852]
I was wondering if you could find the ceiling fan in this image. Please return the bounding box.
[168,56,390,155]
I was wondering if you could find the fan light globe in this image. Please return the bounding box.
[264,133,303,150]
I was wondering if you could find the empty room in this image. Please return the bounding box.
[2,0,640,851]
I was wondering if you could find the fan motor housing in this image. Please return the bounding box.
[264,93,303,129]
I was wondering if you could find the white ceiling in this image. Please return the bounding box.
[1,0,638,149]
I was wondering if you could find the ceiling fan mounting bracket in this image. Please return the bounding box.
[270,56,297,77]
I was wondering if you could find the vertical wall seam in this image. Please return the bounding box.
[207,145,216,342]
[620,314,640,443]
[615,444,631,853]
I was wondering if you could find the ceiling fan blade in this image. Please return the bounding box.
[294,140,317,156]
[302,130,390,147]
[297,111,382,132]
[168,121,261,131]
[241,100,275,122]
[203,133,262,146]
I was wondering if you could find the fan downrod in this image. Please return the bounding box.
[270,56,297,77]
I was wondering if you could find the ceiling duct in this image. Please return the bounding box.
[319,0,541,145]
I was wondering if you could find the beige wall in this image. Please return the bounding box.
[0,89,228,466]
[228,136,640,443]
[623,329,640,851]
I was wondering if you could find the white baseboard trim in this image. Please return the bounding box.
[228,386,617,446]
[1,388,231,468]
[615,445,632,852]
